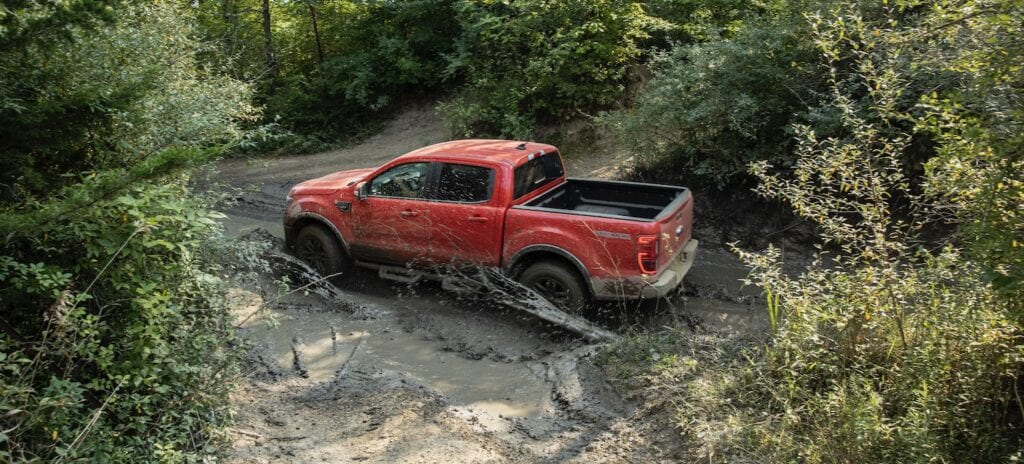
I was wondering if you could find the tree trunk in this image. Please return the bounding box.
[262,0,278,89]
[307,0,324,67]
[220,0,240,64]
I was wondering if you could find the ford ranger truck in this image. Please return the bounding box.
[284,140,698,312]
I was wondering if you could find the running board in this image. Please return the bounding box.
[377,266,423,284]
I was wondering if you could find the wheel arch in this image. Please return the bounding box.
[506,245,594,297]
[286,212,349,252]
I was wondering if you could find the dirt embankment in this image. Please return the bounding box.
[213,105,775,463]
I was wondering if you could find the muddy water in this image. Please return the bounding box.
[681,297,768,335]
[221,215,284,238]
[239,305,555,418]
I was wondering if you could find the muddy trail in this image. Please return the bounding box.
[211,106,775,463]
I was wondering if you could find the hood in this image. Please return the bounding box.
[290,168,375,196]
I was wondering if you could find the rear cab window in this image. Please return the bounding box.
[513,152,564,199]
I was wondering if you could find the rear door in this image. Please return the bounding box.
[426,162,502,267]
[350,162,433,265]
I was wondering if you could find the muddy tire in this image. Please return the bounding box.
[518,261,589,315]
[294,225,353,283]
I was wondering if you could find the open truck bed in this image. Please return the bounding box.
[518,178,689,221]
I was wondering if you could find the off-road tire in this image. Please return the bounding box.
[517,261,589,315]
[294,225,353,283]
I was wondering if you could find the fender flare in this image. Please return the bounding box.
[506,244,594,295]
[288,211,350,252]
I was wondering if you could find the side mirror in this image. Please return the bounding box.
[355,181,369,201]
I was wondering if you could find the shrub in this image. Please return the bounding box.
[613,4,1023,462]
[443,0,655,138]
[0,3,256,198]
[0,179,242,462]
[617,10,825,186]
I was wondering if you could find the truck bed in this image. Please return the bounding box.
[517,178,687,221]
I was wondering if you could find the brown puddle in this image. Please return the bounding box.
[239,305,554,418]
[681,297,768,335]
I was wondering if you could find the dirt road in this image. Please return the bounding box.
[213,105,767,463]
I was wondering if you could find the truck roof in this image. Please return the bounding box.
[394,139,558,167]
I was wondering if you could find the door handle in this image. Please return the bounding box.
[400,210,420,217]
[467,216,488,223]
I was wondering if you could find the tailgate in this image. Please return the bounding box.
[655,189,694,271]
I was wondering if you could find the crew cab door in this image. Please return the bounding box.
[426,162,502,267]
[350,162,432,265]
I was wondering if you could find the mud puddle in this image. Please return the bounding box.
[239,304,554,419]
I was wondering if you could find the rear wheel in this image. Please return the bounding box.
[517,261,589,315]
[294,225,353,282]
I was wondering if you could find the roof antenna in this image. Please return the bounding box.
[515,142,528,150]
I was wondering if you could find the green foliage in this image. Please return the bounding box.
[618,0,951,186]
[732,5,1024,459]
[642,0,773,44]
[1,180,242,462]
[0,0,126,48]
[194,0,778,144]
[612,3,1024,462]
[442,0,656,138]
[193,0,458,144]
[266,0,459,138]
[1,3,257,461]
[618,10,824,185]
[734,246,1021,462]
[914,0,1024,311]
[0,3,256,198]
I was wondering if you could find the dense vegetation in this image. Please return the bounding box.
[0,2,255,461]
[1,0,1020,461]
[603,0,1024,461]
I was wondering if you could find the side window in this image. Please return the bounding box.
[369,162,430,199]
[435,163,494,203]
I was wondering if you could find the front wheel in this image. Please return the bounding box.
[294,225,353,283]
[517,261,589,315]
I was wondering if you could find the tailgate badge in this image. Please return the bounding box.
[675,225,685,237]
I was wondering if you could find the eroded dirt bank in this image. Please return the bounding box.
[213,106,775,463]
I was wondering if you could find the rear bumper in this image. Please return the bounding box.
[590,239,699,300]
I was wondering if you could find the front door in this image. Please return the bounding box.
[350,162,432,265]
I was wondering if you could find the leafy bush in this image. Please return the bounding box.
[735,7,1022,460]
[641,0,769,45]
[443,0,655,138]
[617,10,826,185]
[0,3,256,197]
[0,179,242,462]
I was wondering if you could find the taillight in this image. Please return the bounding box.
[637,235,659,275]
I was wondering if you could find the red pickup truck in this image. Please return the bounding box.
[284,140,697,312]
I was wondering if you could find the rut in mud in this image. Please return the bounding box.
[228,234,640,463]
[213,105,781,463]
